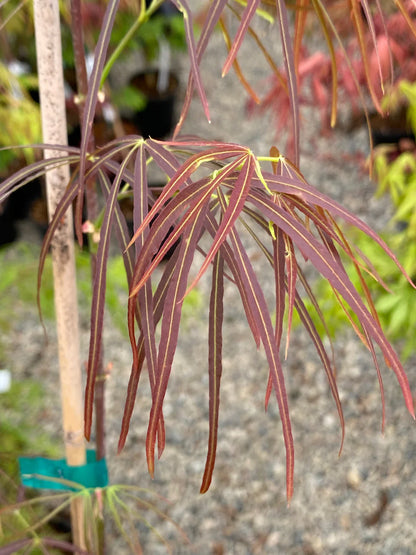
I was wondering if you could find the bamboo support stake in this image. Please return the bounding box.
[33,0,86,548]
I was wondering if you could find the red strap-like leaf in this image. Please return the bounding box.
[84,146,138,440]
[119,247,181,453]
[133,146,166,457]
[276,0,300,165]
[174,0,228,136]
[200,252,224,493]
[187,154,255,292]
[222,0,261,77]
[217,188,295,502]
[170,0,210,123]
[146,205,208,477]
[247,188,414,418]
[77,0,120,240]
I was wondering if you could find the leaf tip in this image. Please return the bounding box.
[117,437,125,455]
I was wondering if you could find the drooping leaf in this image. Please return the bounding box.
[170,0,211,123]
[174,0,228,136]
[77,0,120,241]
[218,17,260,104]
[310,0,338,127]
[222,0,262,77]
[119,247,181,453]
[259,170,416,287]
[200,251,224,493]
[84,146,139,441]
[246,187,414,417]
[216,188,295,502]
[350,0,382,113]
[275,0,300,165]
[145,205,208,477]
[133,145,166,457]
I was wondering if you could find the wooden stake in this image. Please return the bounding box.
[33,0,86,548]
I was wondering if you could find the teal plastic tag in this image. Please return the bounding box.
[18,450,109,491]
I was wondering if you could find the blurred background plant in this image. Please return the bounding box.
[296,79,416,358]
[0,479,186,554]
[248,0,416,144]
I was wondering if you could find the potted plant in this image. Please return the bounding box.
[1,0,416,552]
[109,1,186,138]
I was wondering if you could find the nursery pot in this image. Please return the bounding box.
[129,69,179,139]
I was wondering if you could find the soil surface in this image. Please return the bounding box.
[3,18,416,555]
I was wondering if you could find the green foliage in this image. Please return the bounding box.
[0,242,55,326]
[111,85,147,113]
[295,228,416,358]
[0,379,61,505]
[111,13,187,62]
[0,63,41,172]
[302,82,416,359]
[400,81,416,136]
[0,483,186,554]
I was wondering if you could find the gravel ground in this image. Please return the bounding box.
[3,16,416,555]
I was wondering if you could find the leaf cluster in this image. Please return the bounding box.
[1,0,415,506]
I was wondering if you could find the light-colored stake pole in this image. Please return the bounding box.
[33,0,86,548]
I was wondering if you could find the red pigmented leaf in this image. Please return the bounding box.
[247,187,414,418]
[0,152,79,205]
[283,234,297,358]
[174,0,228,136]
[119,247,181,453]
[127,144,247,252]
[145,206,208,477]
[219,17,261,104]
[265,225,286,410]
[77,0,120,240]
[274,227,286,350]
[170,0,211,123]
[216,188,294,502]
[276,0,300,165]
[98,171,134,286]
[187,154,255,292]
[222,0,261,77]
[363,327,386,433]
[205,213,261,348]
[84,146,139,441]
[200,252,224,493]
[261,171,416,287]
[144,139,183,179]
[133,146,166,457]
[129,155,247,298]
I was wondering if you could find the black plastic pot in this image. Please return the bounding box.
[129,69,179,139]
